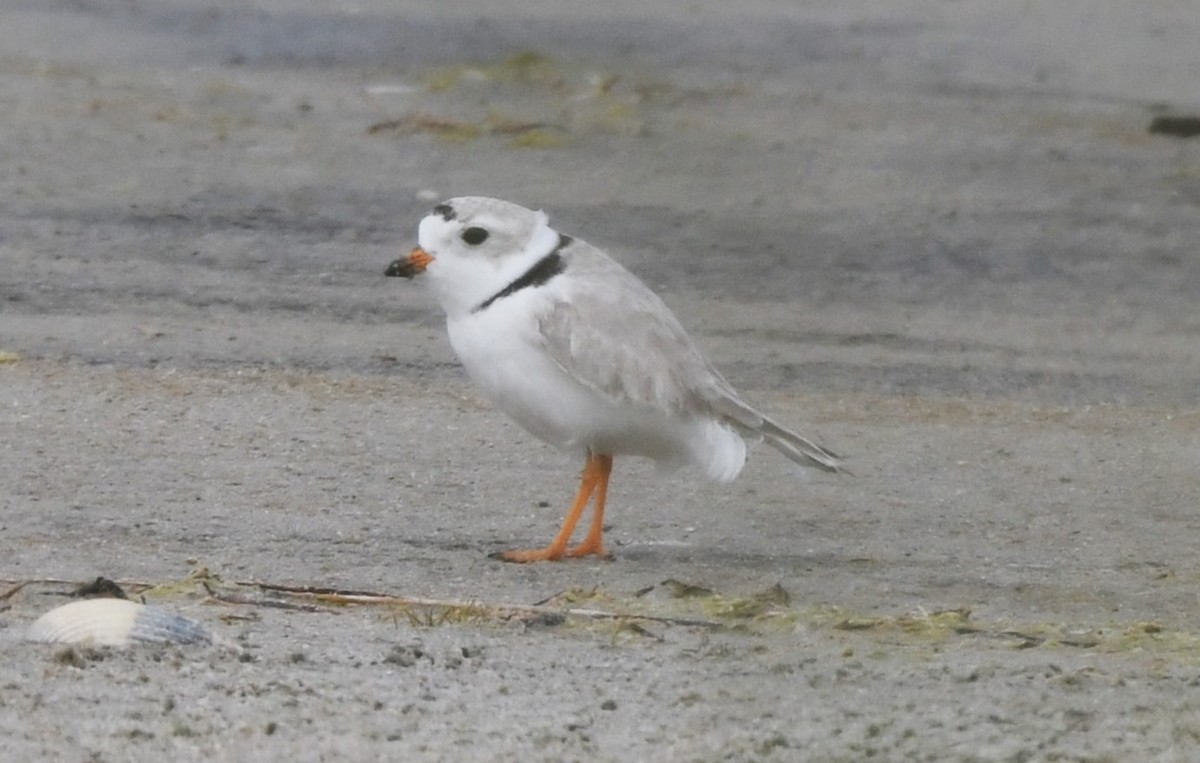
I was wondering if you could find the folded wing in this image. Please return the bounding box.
[535,241,841,473]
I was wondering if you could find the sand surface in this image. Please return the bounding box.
[2,1,1199,760]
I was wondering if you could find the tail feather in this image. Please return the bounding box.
[707,390,843,473]
[758,416,842,473]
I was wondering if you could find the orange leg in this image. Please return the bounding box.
[494,453,613,563]
[566,454,612,558]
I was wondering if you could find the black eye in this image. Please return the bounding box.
[461,227,489,245]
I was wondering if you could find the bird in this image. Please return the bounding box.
[386,196,841,562]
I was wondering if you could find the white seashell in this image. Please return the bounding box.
[26,599,212,647]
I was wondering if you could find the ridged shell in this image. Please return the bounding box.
[26,599,212,647]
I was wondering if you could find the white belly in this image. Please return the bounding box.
[448,307,684,461]
[444,294,747,481]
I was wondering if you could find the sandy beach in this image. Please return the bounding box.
[2,1,1199,759]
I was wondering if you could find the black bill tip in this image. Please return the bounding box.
[385,259,420,278]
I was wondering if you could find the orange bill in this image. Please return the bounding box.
[408,246,434,271]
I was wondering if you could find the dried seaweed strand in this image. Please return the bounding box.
[236,580,723,629]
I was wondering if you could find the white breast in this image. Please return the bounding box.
[447,291,613,449]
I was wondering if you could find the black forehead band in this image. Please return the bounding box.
[432,203,456,221]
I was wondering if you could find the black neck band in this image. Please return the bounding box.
[474,234,572,313]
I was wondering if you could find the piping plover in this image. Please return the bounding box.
[387,196,840,562]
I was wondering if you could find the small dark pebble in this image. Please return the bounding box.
[264,722,277,735]
[53,647,95,668]
[384,644,431,667]
[524,612,566,628]
[72,577,128,600]
[601,699,618,711]
[1148,115,1200,138]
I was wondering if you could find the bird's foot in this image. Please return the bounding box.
[490,545,566,563]
[490,541,610,563]
[565,537,610,560]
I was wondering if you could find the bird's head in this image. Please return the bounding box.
[387,196,560,317]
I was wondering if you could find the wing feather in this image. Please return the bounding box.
[536,244,722,414]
